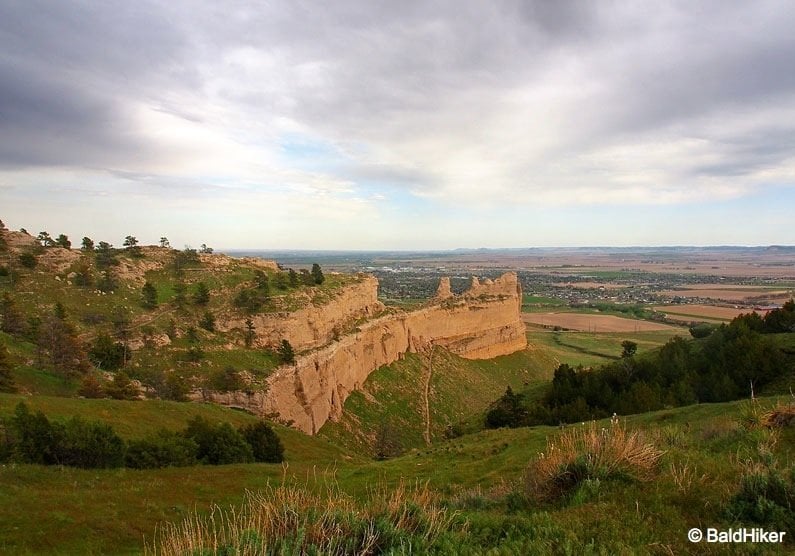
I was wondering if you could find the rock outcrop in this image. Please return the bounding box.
[218,275,384,352]
[204,272,527,434]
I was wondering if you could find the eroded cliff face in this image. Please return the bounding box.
[205,272,526,434]
[218,275,384,352]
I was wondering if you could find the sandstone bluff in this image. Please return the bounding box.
[205,271,527,434]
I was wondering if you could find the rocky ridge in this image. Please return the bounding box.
[202,272,527,434]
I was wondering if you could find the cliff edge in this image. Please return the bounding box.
[204,272,527,434]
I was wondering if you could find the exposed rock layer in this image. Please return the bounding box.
[204,272,527,434]
[219,275,384,352]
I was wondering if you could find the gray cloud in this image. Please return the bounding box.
[1,0,794,206]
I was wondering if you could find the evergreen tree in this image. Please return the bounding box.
[88,333,127,371]
[288,269,299,287]
[311,263,325,285]
[53,302,67,320]
[159,237,170,248]
[173,281,187,308]
[96,270,117,292]
[199,311,215,332]
[244,318,256,348]
[95,242,118,268]
[278,339,295,364]
[193,281,210,305]
[141,281,158,309]
[37,316,88,376]
[77,373,105,398]
[55,234,71,249]
[37,231,54,247]
[0,293,26,335]
[81,237,94,251]
[240,421,284,463]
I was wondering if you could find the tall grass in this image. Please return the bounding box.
[524,421,664,502]
[147,480,458,555]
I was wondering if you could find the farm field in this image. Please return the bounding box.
[525,328,684,368]
[522,312,680,333]
[653,303,768,322]
[660,284,793,303]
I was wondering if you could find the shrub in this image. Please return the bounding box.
[57,416,125,468]
[10,403,57,464]
[18,252,37,268]
[77,373,105,398]
[88,333,127,370]
[240,421,284,463]
[126,430,198,469]
[524,421,664,502]
[105,371,139,400]
[10,403,124,468]
[725,462,795,536]
[183,416,253,465]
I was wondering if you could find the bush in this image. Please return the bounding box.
[524,421,664,502]
[10,403,124,468]
[183,416,253,465]
[88,333,127,370]
[18,252,37,268]
[240,421,284,463]
[726,463,795,536]
[77,373,105,398]
[126,430,198,469]
[57,416,125,468]
[105,371,139,400]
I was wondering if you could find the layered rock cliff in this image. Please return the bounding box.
[218,275,384,352]
[205,272,526,434]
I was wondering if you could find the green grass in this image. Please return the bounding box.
[318,346,561,454]
[3,397,793,554]
[525,328,682,368]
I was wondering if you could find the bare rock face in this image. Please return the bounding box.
[218,275,385,352]
[204,272,527,434]
[435,277,453,299]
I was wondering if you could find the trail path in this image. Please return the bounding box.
[421,344,435,446]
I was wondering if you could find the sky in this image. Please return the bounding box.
[1,1,794,249]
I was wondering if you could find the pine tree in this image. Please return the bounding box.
[55,234,71,249]
[311,263,325,285]
[244,318,255,348]
[278,339,295,364]
[141,281,158,309]
[193,282,210,305]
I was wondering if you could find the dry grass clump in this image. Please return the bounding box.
[524,422,665,502]
[761,403,795,428]
[147,480,456,555]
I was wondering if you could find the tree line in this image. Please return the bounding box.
[0,402,284,469]
[487,301,795,428]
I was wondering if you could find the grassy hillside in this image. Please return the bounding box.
[317,344,560,454]
[2,397,794,553]
[318,326,684,455]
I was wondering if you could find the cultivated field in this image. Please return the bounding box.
[660,285,792,303]
[523,312,681,333]
[653,304,767,322]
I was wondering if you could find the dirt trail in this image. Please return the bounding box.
[420,345,435,446]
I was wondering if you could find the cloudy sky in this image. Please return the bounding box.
[1,1,794,249]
